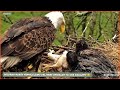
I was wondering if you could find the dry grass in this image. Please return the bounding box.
[37,40,120,79]
[93,40,120,78]
[3,39,120,79]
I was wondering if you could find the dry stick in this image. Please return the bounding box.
[75,16,87,31]
[66,33,97,47]
[74,12,92,38]
[75,11,92,17]
[2,15,13,24]
[65,35,77,51]
[52,45,74,50]
[69,38,77,43]
[65,35,78,42]
[81,13,93,37]
[89,35,103,47]
[65,35,71,46]
[2,17,10,24]
[55,49,65,54]
[5,15,13,24]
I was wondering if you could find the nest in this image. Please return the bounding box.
[2,45,74,79]
[2,38,120,79]
[94,40,120,78]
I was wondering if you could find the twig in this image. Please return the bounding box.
[2,15,13,24]
[65,35,70,46]
[55,49,65,54]
[5,15,13,24]
[81,13,93,37]
[89,35,103,47]
[52,45,74,50]
[75,16,88,32]
[75,11,92,17]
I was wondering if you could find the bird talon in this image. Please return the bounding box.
[42,64,52,71]
[48,49,55,54]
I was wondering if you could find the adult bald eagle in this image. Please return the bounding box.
[1,11,65,70]
[66,39,118,78]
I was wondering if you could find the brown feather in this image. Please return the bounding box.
[1,17,52,43]
[1,17,55,62]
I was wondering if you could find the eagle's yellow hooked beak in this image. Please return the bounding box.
[60,21,65,33]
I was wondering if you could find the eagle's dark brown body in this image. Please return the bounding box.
[1,17,56,69]
[66,39,118,78]
[2,17,55,59]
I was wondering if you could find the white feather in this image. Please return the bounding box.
[47,50,68,68]
[47,49,61,62]
[0,57,9,63]
[45,11,65,29]
[1,56,22,69]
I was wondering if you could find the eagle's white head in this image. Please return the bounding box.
[45,11,65,33]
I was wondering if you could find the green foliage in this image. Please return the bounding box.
[1,11,118,45]
[1,12,48,35]
[63,11,118,42]
[54,30,67,46]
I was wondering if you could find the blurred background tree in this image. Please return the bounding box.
[0,11,119,46]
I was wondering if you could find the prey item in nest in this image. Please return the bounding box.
[42,49,68,71]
